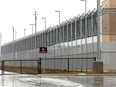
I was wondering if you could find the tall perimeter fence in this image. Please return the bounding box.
[0,57,96,75]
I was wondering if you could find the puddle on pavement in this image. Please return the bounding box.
[0,74,116,87]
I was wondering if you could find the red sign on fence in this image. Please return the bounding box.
[40,47,47,53]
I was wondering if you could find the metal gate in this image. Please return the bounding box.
[0,59,41,75]
[41,57,96,73]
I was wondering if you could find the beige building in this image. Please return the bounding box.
[102,0,116,71]
[102,0,116,41]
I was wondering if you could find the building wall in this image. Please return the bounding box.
[102,0,116,8]
[102,0,116,71]
[102,1,116,41]
[109,0,116,8]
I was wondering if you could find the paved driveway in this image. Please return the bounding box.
[0,71,116,87]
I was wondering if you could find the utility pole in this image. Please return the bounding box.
[97,0,101,60]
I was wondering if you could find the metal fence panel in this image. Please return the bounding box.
[0,60,41,75]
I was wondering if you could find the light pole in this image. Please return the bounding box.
[33,11,38,60]
[29,24,35,34]
[41,17,47,47]
[42,17,46,30]
[24,29,26,37]
[55,10,60,24]
[12,25,15,60]
[81,0,87,70]
[41,17,47,74]
[29,24,35,61]
[80,0,87,13]
[24,28,26,61]
[55,10,60,66]
[12,25,15,41]
[15,30,17,40]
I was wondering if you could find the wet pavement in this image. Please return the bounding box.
[0,71,116,87]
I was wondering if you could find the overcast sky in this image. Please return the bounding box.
[0,0,103,45]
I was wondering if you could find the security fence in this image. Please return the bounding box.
[1,9,98,71]
[0,57,96,74]
[1,9,97,55]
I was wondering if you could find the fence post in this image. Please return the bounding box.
[86,58,88,71]
[39,57,41,74]
[1,61,4,75]
[20,60,22,74]
[94,57,96,61]
[37,60,39,74]
[67,58,69,72]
